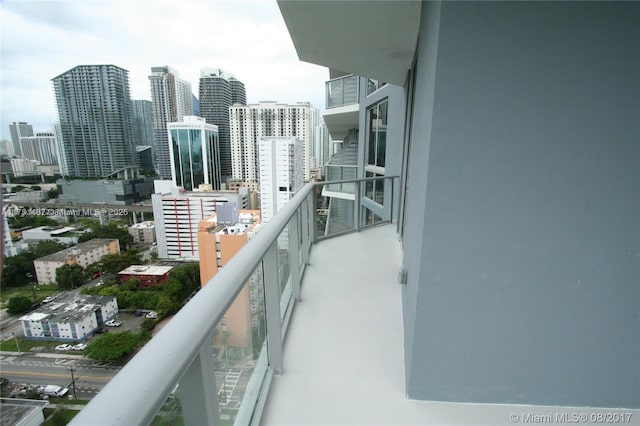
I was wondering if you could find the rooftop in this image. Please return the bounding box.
[118,265,173,276]
[19,295,115,323]
[129,221,155,229]
[35,238,117,262]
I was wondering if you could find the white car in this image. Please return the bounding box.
[105,320,122,327]
[72,343,87,351]
[42,296,55,303]
[55,344,72,351]
[145,311,158,319]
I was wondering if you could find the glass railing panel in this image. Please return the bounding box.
[213,263,267,425]
[326,78,344,108]
[316,181,356,239]
[151,389,183,425]
[326,75,359,108]
[360,177,392,229]
[277,224,292,322]
[342,75,359,105]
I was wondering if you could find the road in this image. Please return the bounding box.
[0,353,120,398]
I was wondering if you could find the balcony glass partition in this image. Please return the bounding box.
[71,176,396,426]
[326,75,359,108]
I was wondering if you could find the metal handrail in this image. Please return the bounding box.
[71,176,397,425]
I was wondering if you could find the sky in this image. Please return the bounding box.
[0,0,329,140]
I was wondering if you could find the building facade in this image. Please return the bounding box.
[279,0,640,409]
[152,187,250,260]
[52,65,136,178]
[257,137,304,222]
[149,66,194,179]
[21,226,79,245]
[198,68,246,181]
[56,174,154,205]
[198,209,264,349]
[128,221,156,244]
[230,101,318,183]
[132,99,154,147]
[168,116,220,191]
[19,295,118,341]
[118,265,173,287]
[34,238,120,285]
[9,122,34,158]
[19,132,59,167]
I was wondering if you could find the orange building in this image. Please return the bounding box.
[198,209,263,349]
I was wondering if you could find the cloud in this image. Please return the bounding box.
[0,0,328,138]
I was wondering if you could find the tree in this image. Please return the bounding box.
[55,264,83,290]
[1,252,35,288]
[46,188,59,199]
[100,250,142,274]
[31,240,67,259]
[79,223,133,250]
[7,296,33,314]
[85,331,150,361]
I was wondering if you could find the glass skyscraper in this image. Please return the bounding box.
[168,116,220,191]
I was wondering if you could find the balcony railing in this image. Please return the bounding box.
[326,74,359,109]
[71,176,398,426]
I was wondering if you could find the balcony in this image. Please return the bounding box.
[323,75,359,141]
[71,175,638,425]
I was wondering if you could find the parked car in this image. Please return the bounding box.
[42,296,55,303]
[145,311,159,319]
[105,320,121,327]
[43,384,69,397]
[72,343,87,351]
[55,344,72,351]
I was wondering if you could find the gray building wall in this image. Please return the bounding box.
[402,1,639,408]
[57,178,154,205]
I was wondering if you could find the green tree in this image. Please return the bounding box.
[79,223,133,250]
[7,296,33,314]
[11,185,26,193]
[1,252,36,288]
[120,278,138,291]
[156,295,179,316]
[46,188,59,199]
[100,250,142,274]
[31,185,42,190]
[85,331,150,361]
[31,240,67,259]
[55,264,84,290]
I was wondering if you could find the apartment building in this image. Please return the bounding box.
[34,239,120,285]
[128,221,156,244]
[19,295,118,341]
[152,186,250,260]
[198,208,264,349]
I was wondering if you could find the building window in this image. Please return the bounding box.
[366,99,388,174]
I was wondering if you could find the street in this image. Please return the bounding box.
[0,353,119,399]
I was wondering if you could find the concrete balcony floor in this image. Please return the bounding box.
[262,224,638,425]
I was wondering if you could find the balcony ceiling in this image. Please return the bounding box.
[278,0,421,86]
[323,104,359,141]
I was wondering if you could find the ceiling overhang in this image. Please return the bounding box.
[278,1,421,86]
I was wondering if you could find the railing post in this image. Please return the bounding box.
[263,242,283,374]
[179,342,220,426]
[311,185,318,243]
[301,195,310,266]
[289,214,301,301]
[354,180,361,232]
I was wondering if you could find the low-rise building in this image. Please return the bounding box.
[21,225,80,245]
[19,295,118,341]
[118,264,173,287]
[34,238,120,285]
[56,171,155,205]
[128,221,155,244]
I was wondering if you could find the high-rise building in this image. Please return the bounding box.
[198,68,246,181]
[132,100,154,147]
[257,136,304,222]
[52,65,135,178]
[230,101,318,183]
[19,132,59,166]
[9,122,34,158]
[0,139,15,157]
[152,185,252,260]
[167,116,220,191]
[149,66,194,180]
[198,209,264,349]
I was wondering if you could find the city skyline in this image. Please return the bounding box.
[0,0,328,140]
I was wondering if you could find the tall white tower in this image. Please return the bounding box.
[258,136,304,222]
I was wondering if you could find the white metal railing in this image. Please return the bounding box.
[71,176,397,426]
